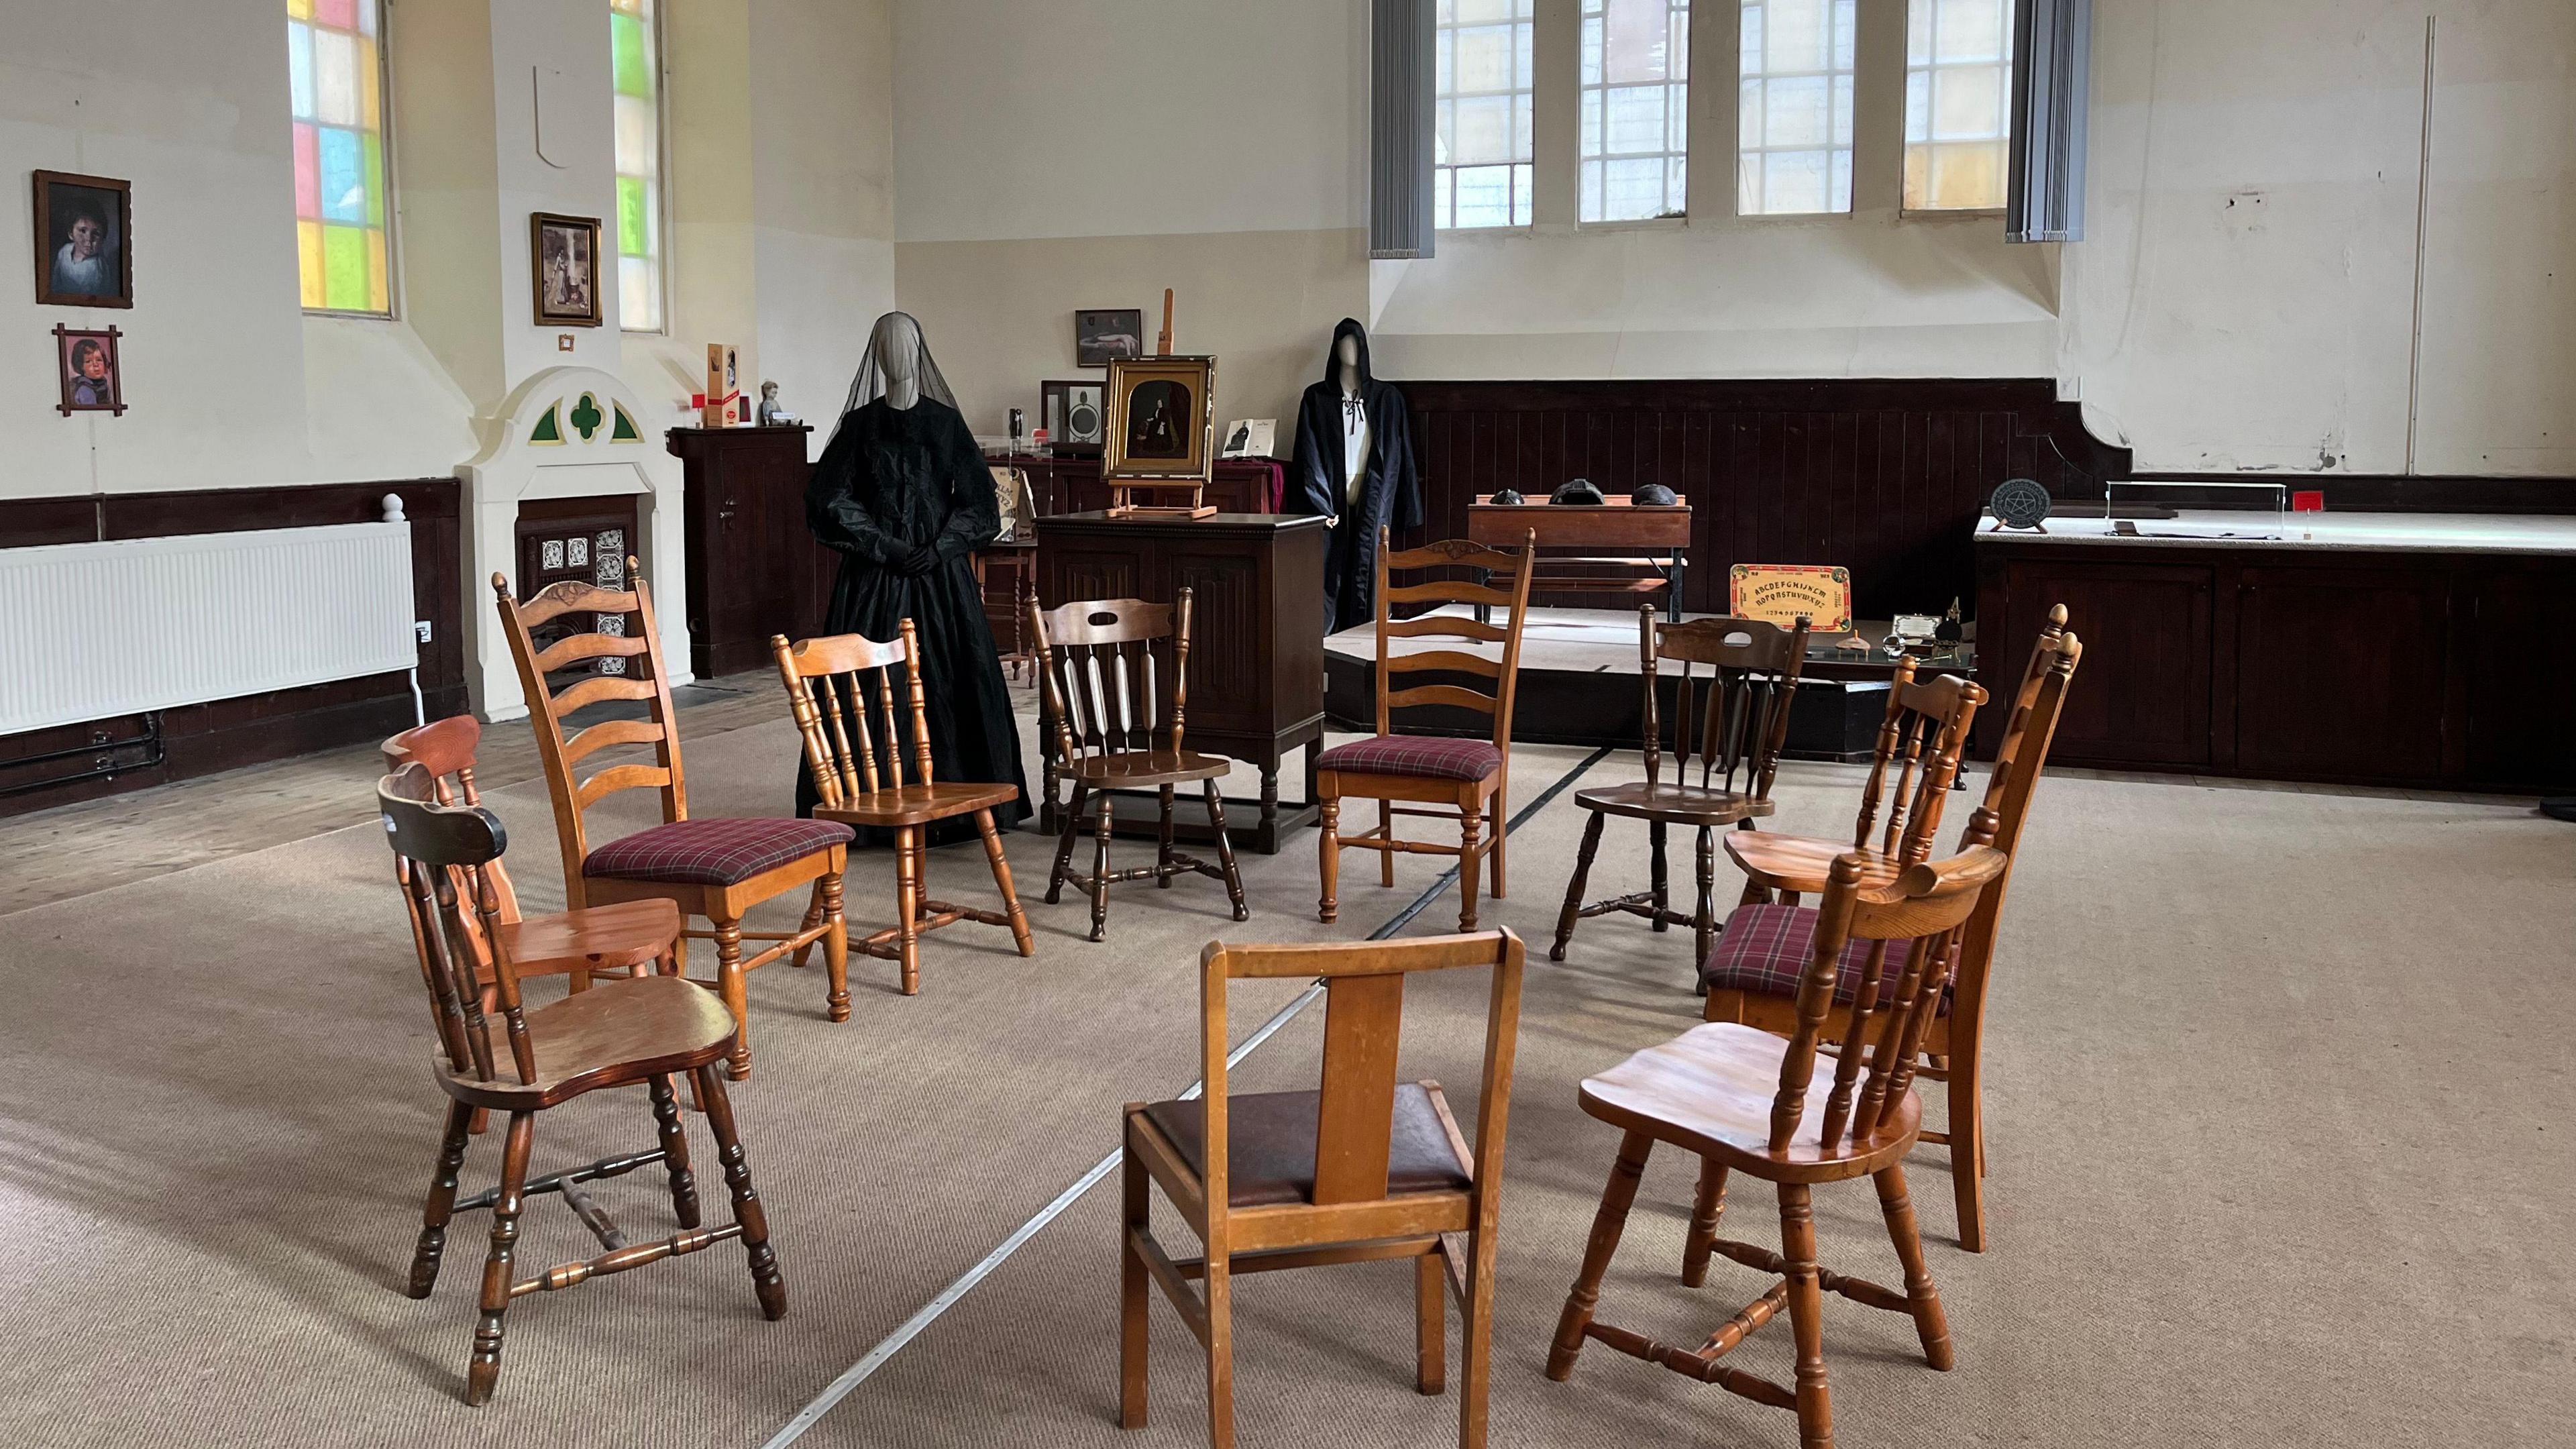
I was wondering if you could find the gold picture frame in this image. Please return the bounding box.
[1103,355,1215,482]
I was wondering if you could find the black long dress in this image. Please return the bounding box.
[802,396,1028,845]
[1287,318,1422,636]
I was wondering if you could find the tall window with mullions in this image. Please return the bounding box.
[612,0,667,331]
[1435,0,1536,230]
[287,0,392,315]
[1580,0,1690,222]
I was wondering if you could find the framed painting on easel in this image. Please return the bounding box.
[1101,354,1216,518]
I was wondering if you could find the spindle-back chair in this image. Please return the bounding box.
[378,766,784,1407]
[1316,529,1536,932]
[1548,845,2008,1446]
[492,563,851,1081]
[772,621,1032,996]
[1029,590,1247,941]
[1551,608,1809,969]
[1122,928,1526,1449]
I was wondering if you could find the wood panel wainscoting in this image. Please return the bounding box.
[1399,378,2129,621]
[0,479,464,817]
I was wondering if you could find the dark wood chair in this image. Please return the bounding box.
[1316,529,1536,932]
[1028,589,1247,941]
[771,621,1033,996]
[1547,845,2008,1446]
[492,563,851,1081]
[1121,929,1526,1449]
[1707,616,2080,1251]
[1550,607,1810,970]
[378,765,784,1406]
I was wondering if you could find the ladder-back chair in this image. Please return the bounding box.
[1706,616,2080,1250]
[1548,845,2008,1446]
[1121,929,1526,1449]
[378,766,784,1407]
[1316,528,1536,932]
[1551,607,1810,970]
[1029,589,1248,942]
[773,621,1033,996]
[492,564,851,1081]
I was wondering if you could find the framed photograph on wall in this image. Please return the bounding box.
[529,212,603,327]
[1102,355,1215,482]
[54,324,126,416]
[33,171,132,308]
[1074,307,1143,366]
[1041,378,1106,454]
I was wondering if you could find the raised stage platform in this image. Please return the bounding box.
[1324,606,1977,762]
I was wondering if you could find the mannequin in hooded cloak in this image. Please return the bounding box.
[1288,318,1422,635]
[802,311,1029,844]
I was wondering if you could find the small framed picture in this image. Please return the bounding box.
[54,325,126,416]
[33,171,132,308]
[529,212,602,327]
[1075,307,1144,366]
[1041,378,1106,453]
[1218,419,1276,459]
[1103,355,1215,481]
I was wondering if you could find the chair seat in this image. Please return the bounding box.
[495,898,682,977]
[816,780,1018,827]
[1318,735,1503,784]
[1725,830,1898,897]
[1699,902,1951,1017]
[1138,1084,1472,1208]
[1578,1021,1920,1180]
[583,817,852,888]
[1067,749,1232,786]
[438,974,738,1108]
[1574,780,1775,826]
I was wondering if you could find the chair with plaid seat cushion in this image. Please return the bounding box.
[1698,902,1950,1015]
[585,817,855,888]
[1318,529,1536,933]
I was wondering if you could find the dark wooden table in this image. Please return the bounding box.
[1466,494,1692,622]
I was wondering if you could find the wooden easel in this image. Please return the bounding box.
[1106,289,1216,519]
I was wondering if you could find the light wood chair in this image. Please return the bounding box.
[1028,589,1248,941]
[1316,529,1536,932]
[491,564,851,1081]
[1121,928,1526,1449]
[772,621,1033,996]
[1547,845,2008,1447]
[1707,616,2080,1251]
[378,765,784,1407]
[1551,607,1810,970]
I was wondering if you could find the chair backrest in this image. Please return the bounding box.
[1200,930,1525,1211]
[1373,527,1538,748]
[489,560,686,906]
[1638,607,1811,798]
[1945,622,2082,1026]
[1775,845,2007,1153]
[382,714,521,924]
[773,621,933,806]
[1029,591,1193,768]
[1851,661,1987,865]
[378,764,535,1087]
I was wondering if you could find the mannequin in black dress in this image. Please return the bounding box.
[802,311,1028,845]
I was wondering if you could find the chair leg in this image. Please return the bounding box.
[696,1065,788,1321]
[1049,782,1088,904]
[407,1099,474,1299]
[1546,1128,1652,1380]
[1874,1163,1954,1369]
[1456,795,1484,932]
[1317,793,1342,923]
[1949,1057,1988,1252]
[1157,784,1176,888]
[1682,1155,1729,1287]
[1414,1248,1446,1395]
[1693,826,1717,971]
[1119,1128,1150,1430]
[1379,800,1396,886]
[1089,788,1114,943]
[894,826,922,996]
[1777,1183,1834,1448]
[790,879,826,968]
[1648,820,1670,932]
[464,1111,534,1407]
[976,808,1036,956]
[714,916,751,1081]
[649,1074,700,1229]
[820,868,851,1020]
[1460,1224,1498,1449]
[1204,780,1248,921]
[1550,810,1605,962]
[1205,1254,1236,1449]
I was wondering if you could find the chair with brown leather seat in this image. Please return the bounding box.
[1120,929,1525,1449]
[378,765,784,1407]
[1547,845,2007,1447]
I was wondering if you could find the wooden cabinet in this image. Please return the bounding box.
[2232,566,2449,777]
[668,425,832,679]
[994,453,1283,517]
[2463,571,2576,786]
[1986,557,2213,767]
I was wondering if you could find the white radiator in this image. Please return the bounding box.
[0,520,418,736]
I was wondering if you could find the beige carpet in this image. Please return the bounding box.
[1,705,2569,1448]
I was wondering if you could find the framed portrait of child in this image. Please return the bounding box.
[54,325,127,417]
[33,171,132,309]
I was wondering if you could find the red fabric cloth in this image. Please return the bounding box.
[584,817,851,888]
[1698,903,1952,1016]
[1318,735,1503,783]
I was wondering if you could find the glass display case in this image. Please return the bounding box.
[2102,480,2288,540]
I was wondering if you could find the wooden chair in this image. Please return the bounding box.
[1705,616,2080,1251]
[1316,529,1536,932]
[1121,929,1526,1449]
[492,564,851,1081]
[378,765,784,1406]
[771,621,1034,996]
[1550,607,1810,970]
[1028,590,1248,941]
[1546,845,2008,1446]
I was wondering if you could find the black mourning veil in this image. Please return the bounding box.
[839,310,959,418]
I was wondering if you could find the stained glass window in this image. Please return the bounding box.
[612,0,666,331]
[1434,0,1536,230]
[1737,0,1857,215]
[1580,0,1690,222]
[1904,0,2016,211]
[288,0,391,315]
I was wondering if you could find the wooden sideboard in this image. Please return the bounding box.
[668,425,835,678]
[995,453,1284,517]
[1034,512,1327,851]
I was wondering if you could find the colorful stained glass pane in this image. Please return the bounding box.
[615,94,657,176]
[617,177,649,257]
[292,123,319,219]
[314,28,357,125]
[288,0,312,21]
[317,0,354,26]
[612,13,651,97]
[358,37,380,127]
[323,225,368,309]
[319,127,365,223]
[287,21,315,117]
[362,131,384,227]
[368,228,389,313]
[297,220,325,307]
[357,0,375,36]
